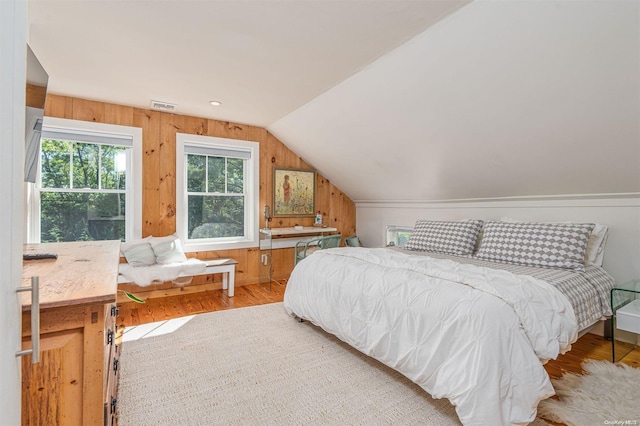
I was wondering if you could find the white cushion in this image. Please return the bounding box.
[120,238,156,267]
[149,234,188,264]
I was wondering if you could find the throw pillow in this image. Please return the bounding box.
[149,234,188,264]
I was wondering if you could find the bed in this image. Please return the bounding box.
[283,219,614,425]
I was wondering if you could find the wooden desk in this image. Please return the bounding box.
[21,240,120,426]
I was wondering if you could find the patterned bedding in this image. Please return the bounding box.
[401,248,615,331]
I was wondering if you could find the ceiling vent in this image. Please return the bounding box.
[150,100,177,112]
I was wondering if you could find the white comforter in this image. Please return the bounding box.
[283,247,578,426]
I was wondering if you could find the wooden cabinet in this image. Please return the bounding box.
[21,241,120,426]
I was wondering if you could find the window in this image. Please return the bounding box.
[27,118,142,243]
[385,225,413,247]
[176,133,259,251]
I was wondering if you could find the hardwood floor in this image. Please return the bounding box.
[117,282,287,328]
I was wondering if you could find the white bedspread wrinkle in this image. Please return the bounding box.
[283,247,578,426]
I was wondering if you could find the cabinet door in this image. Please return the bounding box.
[22,329,84,426]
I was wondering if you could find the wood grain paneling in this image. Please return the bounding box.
[26,83,47,109]
[44,94,357,287]
[105,103,134,126]
[22,330,84,426]
[22,241,119,309]
[44,94,73,119]
[133,108,162,236]
[71,98,105,123]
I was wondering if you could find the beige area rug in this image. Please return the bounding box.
[117,303,549,425]
[538,360,640,426]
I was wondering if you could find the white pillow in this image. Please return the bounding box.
[149,234,188,264]
[120,237,156,267]
[499,217,609,267]
[585,223,609,266]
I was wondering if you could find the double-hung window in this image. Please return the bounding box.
[28,118,142,243]
[176,133,259,251]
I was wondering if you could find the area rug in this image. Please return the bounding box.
[538,360,640,426]
[117,302,549,425]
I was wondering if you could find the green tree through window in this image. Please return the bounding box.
[186,154,245,239]
[39,139,128,242]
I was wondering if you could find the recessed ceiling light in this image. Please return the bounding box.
[209,100,222,106]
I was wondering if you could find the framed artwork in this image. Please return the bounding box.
[273,168,316,217]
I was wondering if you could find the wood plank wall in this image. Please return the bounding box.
[44,94,356,287]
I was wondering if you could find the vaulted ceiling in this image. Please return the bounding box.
[28,0,639,202]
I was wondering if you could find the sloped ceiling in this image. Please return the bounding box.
[269,0,640,202]
[28,1,639,203]
[27,0,469,127]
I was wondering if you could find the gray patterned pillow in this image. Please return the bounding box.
[405,220,484,256]
[474,221,594,271]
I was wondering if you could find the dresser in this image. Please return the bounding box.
[21,241,120,426]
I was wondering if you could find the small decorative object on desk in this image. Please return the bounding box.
[315,210,322,225]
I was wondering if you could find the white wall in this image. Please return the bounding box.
[0,0,27,423]
[357,194,640,284]
[270,0,639,203]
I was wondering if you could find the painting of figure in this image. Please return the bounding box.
[273,168,315,216]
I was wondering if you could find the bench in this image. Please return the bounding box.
[118,258,238,297]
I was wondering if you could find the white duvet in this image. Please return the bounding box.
[283,247,578,426]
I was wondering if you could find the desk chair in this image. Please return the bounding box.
[294,234,342,265]
[344,235,362,247]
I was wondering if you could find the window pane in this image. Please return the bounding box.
[72,142,99,189]
[186,154,205,192]
[40,139,71,189]
[40,192,125,242]
[227,158,244,194]
[207,157,225,193]
[101,146,127,190]
[188,195,244,239]
[395,232,412,247]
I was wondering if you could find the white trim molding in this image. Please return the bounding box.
[37,117,143,241]
[175,133,260,251]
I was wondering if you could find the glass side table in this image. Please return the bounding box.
[611,279,640,362]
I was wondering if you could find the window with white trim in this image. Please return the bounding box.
[385,225,413,247]
[27,118,142,243]
[176,133,259,251]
